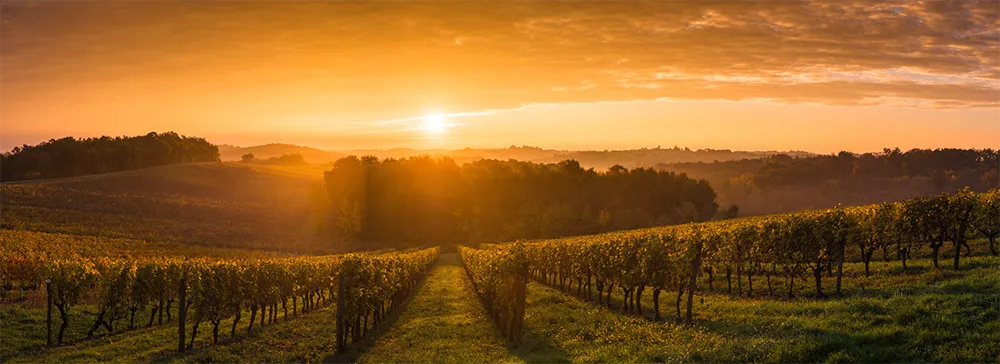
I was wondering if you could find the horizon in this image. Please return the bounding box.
[2,1,998,154]
[4,131,995,158]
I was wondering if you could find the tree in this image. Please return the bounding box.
[973,189,1000,255]
[855,203,897,276]
[0,132,219,181]
[899,195,952,269]
[323,156,719,249]
[947,188,977,269]
[241,153,255,163]
[814,208,857,296]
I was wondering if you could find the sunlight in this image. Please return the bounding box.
[422,114,447,135]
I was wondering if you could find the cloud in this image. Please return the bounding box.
[1,0,997,125]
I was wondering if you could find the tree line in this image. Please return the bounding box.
[239,153,308,166]
[324,156,719,248]
[660,148,999,216]
[1,132,219,182]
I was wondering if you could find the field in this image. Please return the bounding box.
[1,162,333,252]
[2,164,998,364]
[3,237,998,363]
[357,249,999,363]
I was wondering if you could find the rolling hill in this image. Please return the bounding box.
[1,162,339,253]
[217,143,343,164]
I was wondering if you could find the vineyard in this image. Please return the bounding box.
[457,188,999,337]
[0,162,330,252]
[458,244,527,344]
[2,188,997,362]
[0,240,438,361]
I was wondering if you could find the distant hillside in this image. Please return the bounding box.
[337,146,812,170]
[657,148,999,216]
[218,143,343,164]
[216,143,811,170]
[1,162,343,253]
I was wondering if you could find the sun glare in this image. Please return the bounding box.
[423,114,447,134]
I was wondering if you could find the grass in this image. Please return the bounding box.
[3,298,338,363]
[160,306,339,364]
[4,302,208,363]
[519,252,1000,363]
[3,250,996,363]
[3,206,996,364]
[358,254,522,364]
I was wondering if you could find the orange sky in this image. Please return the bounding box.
[1,1,998,153]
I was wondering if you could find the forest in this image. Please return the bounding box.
[0,132,219,182]
[659,148,999,216]
[324,156,719,247]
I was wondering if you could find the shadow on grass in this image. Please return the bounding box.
[507,330,571,364]
[453,257,573,363]
[695,313,910,362]
[527,256,999,363]
[322,261,437,364]
[2,303,210,362]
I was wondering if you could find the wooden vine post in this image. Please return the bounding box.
[177,273,187,353]
[686,240,703,324]
[46,279,53,347]
[335,268,346,354]
[511,261,528,345]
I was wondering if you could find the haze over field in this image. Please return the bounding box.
[2,1,998,153]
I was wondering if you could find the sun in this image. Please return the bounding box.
[422,114,447,134]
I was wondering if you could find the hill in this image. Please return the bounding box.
[657,148,999,216]
[1,230,284,259]
[216,143,814,171]
[217,143,343,164]
[328,145,813,170]
[338,146,813,171]
[1,162,339,253]
[0,132,219,182]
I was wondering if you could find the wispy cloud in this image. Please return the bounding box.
[1,0,997,133]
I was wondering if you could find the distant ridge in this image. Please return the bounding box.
[217,143,814,170]
[217,143,343,164]
[316,145,814,170]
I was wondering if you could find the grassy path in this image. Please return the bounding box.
[358,254,522,364]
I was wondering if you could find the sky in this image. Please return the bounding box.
[1,1,998,154]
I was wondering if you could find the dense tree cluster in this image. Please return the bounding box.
[1,132,219,182]
[324,156,718,247]
[239,153,309,166]
[660,148,999,215]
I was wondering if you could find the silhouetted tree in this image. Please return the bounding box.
[0,132,219,181]
[258,154,307,166]
[324,156,719,248]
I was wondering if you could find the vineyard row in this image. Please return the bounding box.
[460,188,998,342]
[0,247,439,355]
